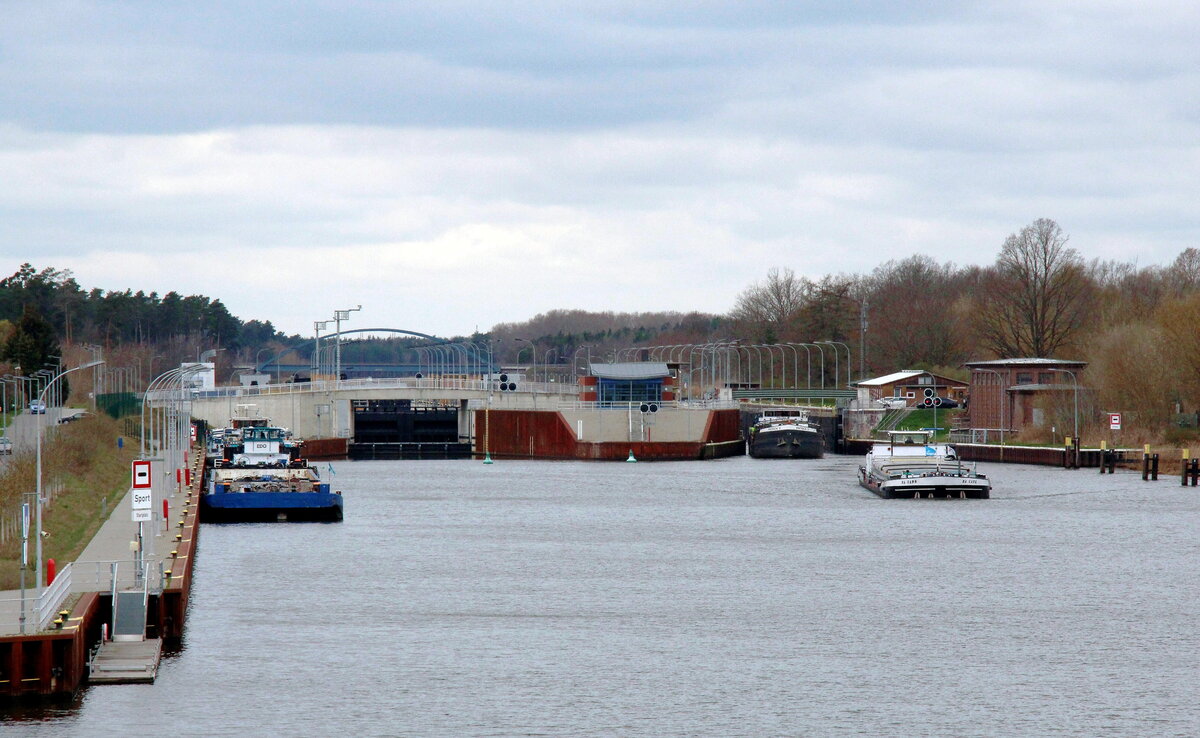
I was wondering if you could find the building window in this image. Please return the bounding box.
[918,376,932,385]
[597,378,663,405]
[905,391,915,398]
[1038,372,1053,384]
[1016,372,1033,384]
[894,388,903,397]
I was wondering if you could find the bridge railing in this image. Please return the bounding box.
[154,376,583,401]
[556,399,740,411]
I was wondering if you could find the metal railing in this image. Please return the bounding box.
[949,428,1008,444]
[36,562,72,629]
[0,563,74,631]
[154,376,582,401]
[555,398,739,411]
[72,558,168,595]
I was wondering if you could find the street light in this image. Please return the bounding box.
[254,348,272,375]
[514,338,533,384]
[35,360,104,592]
[572,345,591,378]
[818,341,852,388]
[313,320,332,379]
[332,305,362,386]
[1049,368,1079,449]
[974,368,1007,446]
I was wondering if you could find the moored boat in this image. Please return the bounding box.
[202,407,343,522]
[859,430,990,499]
[748,411,824,459]
[204,465,343,522]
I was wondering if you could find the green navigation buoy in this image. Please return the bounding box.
[626,449,637,462]
[484,452,494,465]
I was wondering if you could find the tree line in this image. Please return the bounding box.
[0,263,280,351]
[726,218,1200,428]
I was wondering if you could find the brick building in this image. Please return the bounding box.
[853,369,969,407]
[964,358,1087,433]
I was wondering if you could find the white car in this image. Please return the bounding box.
[0,436,11,455]
[29,400,46,414]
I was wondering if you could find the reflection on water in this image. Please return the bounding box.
[5,456,1199,736]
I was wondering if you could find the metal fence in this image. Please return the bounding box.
[553,399,739,411]
[72,558,169,594]
[154,376,583,402]
[0,562,74,632]
[0,480,66,545]
[948,428,1009,444]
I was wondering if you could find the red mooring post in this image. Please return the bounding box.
[185,468,191,487]
[46,558,56,586]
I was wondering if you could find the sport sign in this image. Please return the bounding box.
[131,487,153,522]
[132,459,152,489]
[1109,413,1122,430]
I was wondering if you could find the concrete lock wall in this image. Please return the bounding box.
[189,385,579,440]
[561,407,712,443]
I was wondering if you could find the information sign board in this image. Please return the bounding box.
[132,488,152,510]
[132,509,152,522]
[1109,413,1122,430]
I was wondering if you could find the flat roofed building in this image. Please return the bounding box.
[963,358,1087,433]
[580,362,676,405]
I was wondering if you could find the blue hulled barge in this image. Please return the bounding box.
[203,408,343,523]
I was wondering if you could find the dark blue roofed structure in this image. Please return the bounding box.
[586,362,672,406]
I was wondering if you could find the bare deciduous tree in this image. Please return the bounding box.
[866,255,968,371]
[729,267,807,343]
[975,218,1093,358]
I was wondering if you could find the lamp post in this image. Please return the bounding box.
[975,368,1007,446]
[313,320,332,380]
[798,343,826,388]
[572,345,591,378]
[818,341,852,388]
[514,338,533,384]
[1,376,10,434]
[254,348,271,376]
[332,305,362,386]
[36,360,104,591]
[1049,368,1079,456]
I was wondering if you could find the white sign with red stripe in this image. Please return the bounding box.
[132,459,152,489]
[1109,413,1122,430]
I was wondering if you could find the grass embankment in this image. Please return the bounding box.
[0,414,136,590]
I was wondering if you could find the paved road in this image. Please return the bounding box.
[1,405,68,456]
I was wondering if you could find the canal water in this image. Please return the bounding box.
[5,456,1199,736]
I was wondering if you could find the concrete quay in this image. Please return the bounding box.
[0,446,203,699]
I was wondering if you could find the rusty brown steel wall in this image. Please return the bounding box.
[302,437,349,460]
[475,409,743,460]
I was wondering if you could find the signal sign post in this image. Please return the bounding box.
[1109,413,1122,430]
[132,460,151,490]
[131,459,153,570]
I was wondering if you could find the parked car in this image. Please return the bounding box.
[28,400,46,414]
[59,411,93,424]
[0,436,12,455]
[919,397,959,408]
[878,397,908,409]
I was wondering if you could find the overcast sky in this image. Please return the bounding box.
[2,2,1197,338]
